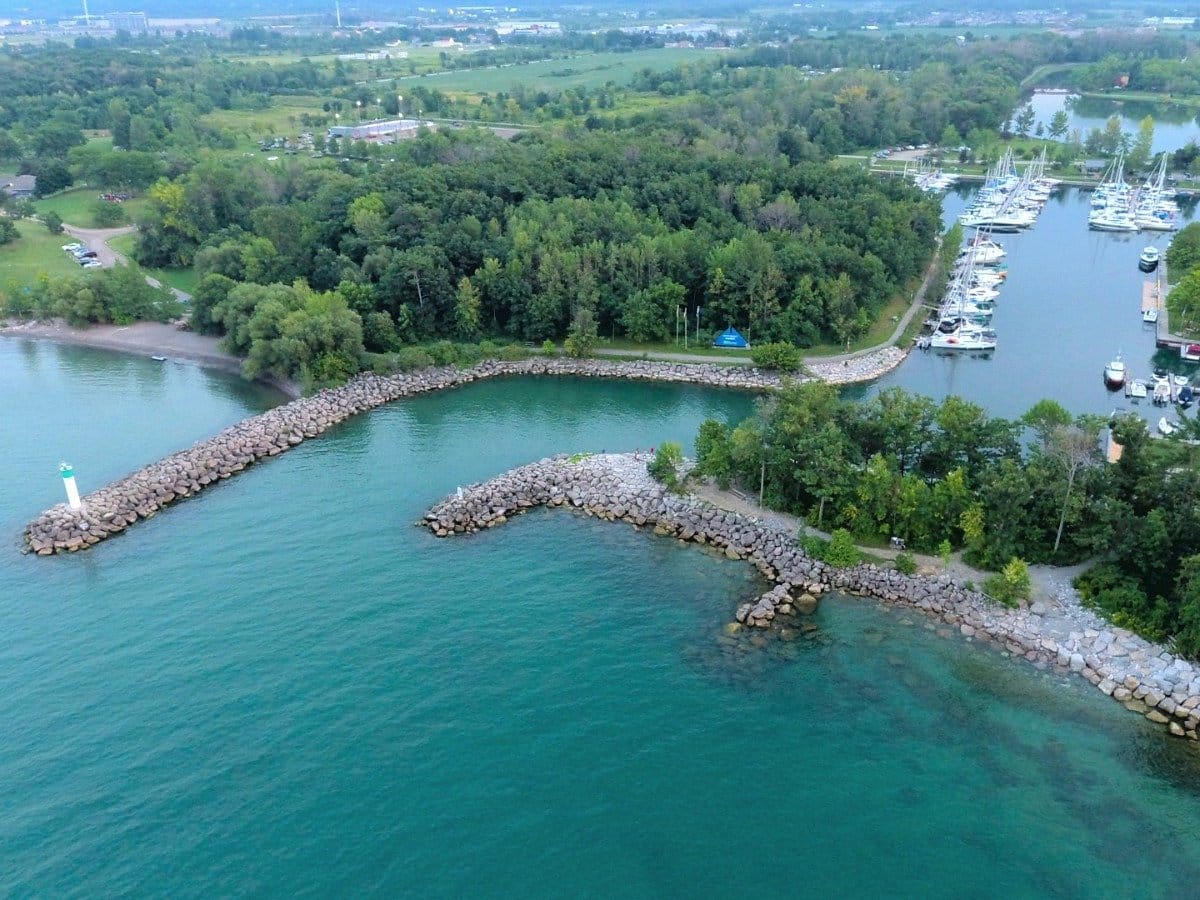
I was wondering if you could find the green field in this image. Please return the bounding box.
[34,188,148,228]
[402,48,716,94]
[0,219,95,286]
[108,234,198,296]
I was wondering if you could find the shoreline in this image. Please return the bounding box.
[0,320,302,399]
[424,452,1200,743]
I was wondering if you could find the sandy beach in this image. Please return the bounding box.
[1,320,301,399]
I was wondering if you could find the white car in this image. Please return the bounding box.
[62,243,83,252]
[81,260,103,269]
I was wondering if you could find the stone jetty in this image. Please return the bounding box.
[424,453,1200,742]
[24,358,783,555]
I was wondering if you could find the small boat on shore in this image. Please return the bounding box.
[1103,353,1127,388]
[151,355,167,362]
[1139,246,1160,272]
[1159,417,1180,436]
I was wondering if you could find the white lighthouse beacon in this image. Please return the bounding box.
[60,462,82,511]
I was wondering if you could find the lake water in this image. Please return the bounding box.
[4,339,1200,896]
[1025,92,1200,155]
[849,184,1199,422]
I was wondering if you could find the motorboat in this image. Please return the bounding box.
[1173,374,1190,387]
[1184,343,1200,362]
[1143,307,1159,324]
[1128,380,1148,399]
[1179,384,1194,409]
[1139,246,1160,272]
[1103,353,1127,388]
[1158,417,1180,436]
[1152,379,1172,405]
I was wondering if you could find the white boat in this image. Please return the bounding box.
[1158,417,1179,436]
[1143,307,1159,324]
[1173,374,1190,387]
[1128,380,1148,399]
[1152,379,1172,405]
[958,240,1006,266]
[1139,246,1160,272]
[929,326,997,351]
[1103,353,1126,388]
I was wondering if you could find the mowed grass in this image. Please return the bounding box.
[34,188,149,228]
[0,219,94,287]
[401,48,716,94]
[108,234,198,295]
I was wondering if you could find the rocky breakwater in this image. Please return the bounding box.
[806,346,908,385]
[24,357,783,555]
[425,453,1200,742]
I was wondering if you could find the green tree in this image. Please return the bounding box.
[1014,104,1035,137]
[984,557,1033,607]
[43,211,63,234]
[564,307,598,358]
[1128,116,1155,173]
[647,441,685,489]
[1048,110,1069,140]
[453,276,482,340]
[0,218,19,245]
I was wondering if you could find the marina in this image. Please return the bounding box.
[858,183,1199,422]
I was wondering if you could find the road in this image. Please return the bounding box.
[63,223,192,302]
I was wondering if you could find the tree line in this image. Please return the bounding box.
[693,382,1200,657]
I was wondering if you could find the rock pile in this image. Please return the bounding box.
[425,453,1200,742]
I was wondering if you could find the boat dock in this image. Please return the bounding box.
[1142,279,1162,318]
[1152,258,1200,357]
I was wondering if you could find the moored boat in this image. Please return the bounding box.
[1103,353,1126,388]
[1158,417,1180,436]
[1139,246,1160,272]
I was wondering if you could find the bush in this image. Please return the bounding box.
[647,441,685,489]
[984,557,1032,607]
[750,341,804,372]
[824,529,862,568]
[394,347,434,370]
[43,211,64,234]
[426,340,459,366]
[541,339,556,356]
[91,199,128,227]
[894,550,917,575]
[798,533,828,559]
[498,343,531,361]
[938,539,953,570]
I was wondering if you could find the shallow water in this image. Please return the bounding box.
[2,339,1200,897]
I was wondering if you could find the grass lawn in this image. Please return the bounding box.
[107,234,198,295]
[0,219,94,287]
[34,188,149,228]
[402,48,714,94]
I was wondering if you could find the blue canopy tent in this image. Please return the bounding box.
[712,327,749,349]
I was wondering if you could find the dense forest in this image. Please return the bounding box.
[693,383,1200,658]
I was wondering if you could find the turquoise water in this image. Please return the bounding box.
[4,339,1200,897]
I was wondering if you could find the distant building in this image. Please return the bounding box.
[495,21,562,36]
[328,118,422,142]
[1,174,36,198]
[106,11,148,33]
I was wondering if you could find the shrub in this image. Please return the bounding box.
[498,343,531,361]
[426,340,459,366]
[750,341,804,372]
[541,339,556,356]
[647,442,685,489]
[938,539,953,570]
[479,340,499,358]
[43,211,64,234]
[984,557,1032,607]
[394,347,434,370]
[824,529,862,568]
[894,550,917,575]
[798,533,828,559]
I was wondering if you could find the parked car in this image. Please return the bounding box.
[62,243,83,252]
[81,260,103,268]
